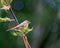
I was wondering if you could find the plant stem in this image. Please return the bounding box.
[9,8,19,25]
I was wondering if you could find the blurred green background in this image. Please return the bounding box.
[0,0,60,48]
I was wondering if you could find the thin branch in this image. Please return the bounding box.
[9,8,19,25]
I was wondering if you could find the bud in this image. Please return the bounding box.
[0,17,15,22]
[0,5,10,10]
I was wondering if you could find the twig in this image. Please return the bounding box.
[9,8,19,25]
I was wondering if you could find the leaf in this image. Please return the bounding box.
[11,32,18,36]
[23,27,33,34]
[11,32,20,36]
[1,0,13,5]
[1,0,6,5]
[7,0,13,3]
[11,28,33,36]
[0,17,14,22]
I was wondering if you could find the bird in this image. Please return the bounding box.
[7,20,31,32]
